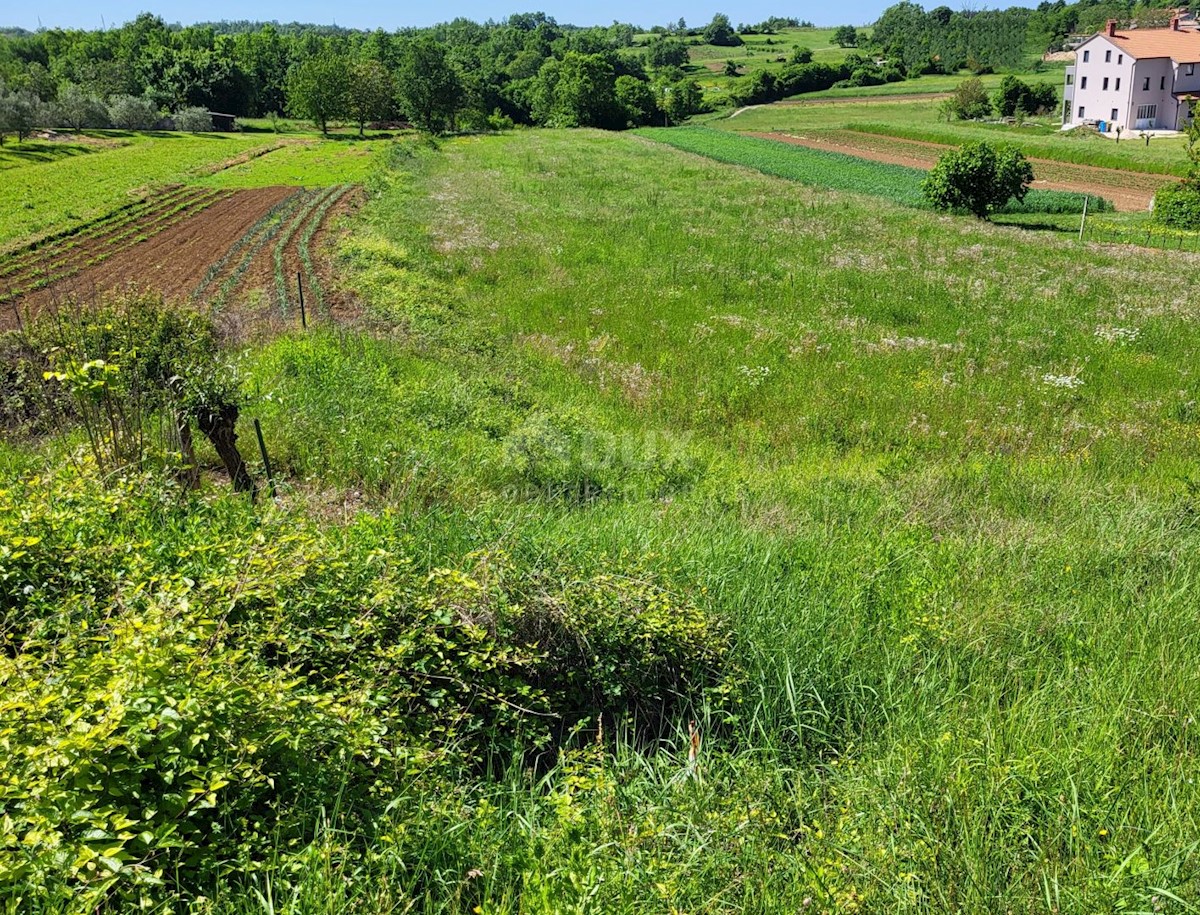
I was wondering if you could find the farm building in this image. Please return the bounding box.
[1063,17,1200,130]
[209,112,237,131]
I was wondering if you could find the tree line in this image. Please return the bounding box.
[0,12,718,136]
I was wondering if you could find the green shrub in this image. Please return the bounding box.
[923,141,1033,218]
[1153,181,1200,229]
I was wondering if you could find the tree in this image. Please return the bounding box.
[790,46,813,65]
[658,78,702,125]
[396,37,463,134]
[286,52,349,136]
[833,25,859,48]
[173,106,214,132]
[923,141,1033,218]
[703,14,743,48]
[0,85,45,142]
[107,93,160,130]
[347,59,394,136]
[530,52,620,129]
[723,60,740,77]
[939,77,992,121]
[614,74,656,126]
[645,36,689,69]
[55,83,109,131]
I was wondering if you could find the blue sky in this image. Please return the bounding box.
[9,1,1040,33]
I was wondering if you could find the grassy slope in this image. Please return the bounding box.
[716,96,1193,176]
[0,131,281,247]
[7,129,1200,911]
[231,129,1200,910]
[195,139,382,188]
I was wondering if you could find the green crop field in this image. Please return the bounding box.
[195,140,382,188]
[0,131,283,248]
[718,96,1195,176]
[5,127,1200,913]
[636,126,1111,215]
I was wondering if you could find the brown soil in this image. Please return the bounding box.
[223,185,366,330]
[8,187,295,328]
[746,129,1173,211]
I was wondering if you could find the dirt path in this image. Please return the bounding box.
[746,130,1172,212]
[15,187,295,318]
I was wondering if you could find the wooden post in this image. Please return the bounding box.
[297,272,307,329]
[254,418,277,499]
[1078,195,1089,243]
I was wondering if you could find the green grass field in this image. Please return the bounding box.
[0,131,283,248]
[4,128,1200,912]
[195,139,382,188]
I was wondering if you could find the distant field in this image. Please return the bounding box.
[636,126,1111,214]
[0,132,282,248]
[195,140,381,188]
[717,97,1194,176]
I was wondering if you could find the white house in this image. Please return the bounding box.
[1063,17,1200,131]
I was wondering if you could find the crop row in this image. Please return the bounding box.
[0,185,199,278]
[634,127,1114,215]
[3,188,222,287]
[0,190,230,304]
[2,189,227,294]
[205,190,319,311]
[273,186,342,314]
[297,185,355,313]
[191,189,306,304]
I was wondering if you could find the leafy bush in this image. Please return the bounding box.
[939,76,991,121]
[993,75,1058,118]
[923,141,1033,218]
[0,463,734,907]
[1154,181,1200,229]
[172,105,213,132]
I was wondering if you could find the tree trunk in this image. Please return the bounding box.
[196,404,257,498]
[176,410,200,490]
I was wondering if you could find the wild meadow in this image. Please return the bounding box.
[3,128,1200,913]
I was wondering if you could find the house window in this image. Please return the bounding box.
[1116,78,1121,90]
[1143,77,1151,90]
[1118,54,1123,64]
[1079,105,1086,118]
[1189,64,1196,76]
[1111,108,1119,120]
[1106,50,1112,62]
[1083,50,1090,62]
[1081,76,1088,88]
[1103,77,1110,89]
[1137,104,1157,120]
[1161,76,1167,90]
[1067,73,1074,85]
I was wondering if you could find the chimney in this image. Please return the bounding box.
[1171,16,1181,30]
[1107,19,1118,37]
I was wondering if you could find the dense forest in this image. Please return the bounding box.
[0,1,1192,135]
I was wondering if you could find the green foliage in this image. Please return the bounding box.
[531,53,621,129]
[0,458,733,908]
[833,25,859,47]
[614,74,656,127]
[0,83,47,142]
[106,93,159,130]
[1153,181,1200,229]
[345,58,394,136]
[173,105,214,132]
[54,83,109,131]
[285,52,348,136]
[923,140,1034,218]
[703,13,743,48]
[993,75,1057,118]
[790,45,813,64]
[939,76,992,121]
[395,37,463,135]
[644,36,689,69]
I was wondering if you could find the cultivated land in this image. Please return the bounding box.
[0,135,372,329]
[4,125,1200,912]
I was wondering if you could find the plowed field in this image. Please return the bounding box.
[2,184,360,333]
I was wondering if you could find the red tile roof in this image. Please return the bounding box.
[1101,26,1200,61]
